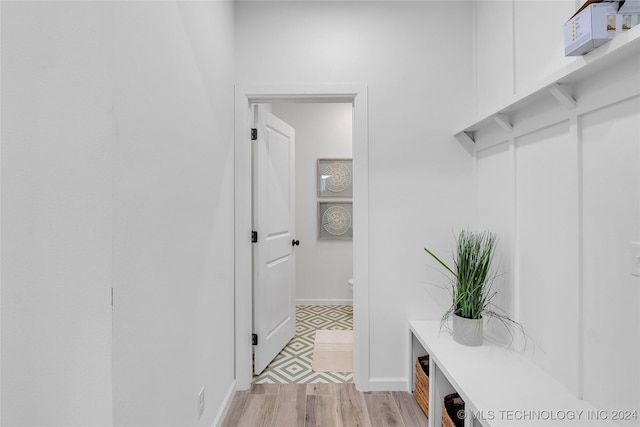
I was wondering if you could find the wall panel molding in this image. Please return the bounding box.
[473,76,640,407]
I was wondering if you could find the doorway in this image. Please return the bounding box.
[253,102,354,384]
[234,84,370,391]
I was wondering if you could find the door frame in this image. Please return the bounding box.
[234,84,369,391]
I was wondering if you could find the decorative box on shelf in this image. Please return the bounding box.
[564,0,640,56]
[565,1,621,56]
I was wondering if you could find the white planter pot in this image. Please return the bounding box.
[452,314,483,347]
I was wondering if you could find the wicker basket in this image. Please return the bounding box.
[413,355,429,417]
[442,393,465,427]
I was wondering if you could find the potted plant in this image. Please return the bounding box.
[424,230,520,347]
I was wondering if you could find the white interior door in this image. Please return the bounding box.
[252,105,297,375]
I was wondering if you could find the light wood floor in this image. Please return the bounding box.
[221,383,429,427]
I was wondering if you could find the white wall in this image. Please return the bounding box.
[581,94,640,422]
[1,1,236,426]
[1,2,114,425]
[472,1,640,423]
[272,103,353,305]
[236,1,474,388]
[112,2,236,427]
[473,0,577,116]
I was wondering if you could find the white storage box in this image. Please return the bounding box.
[564,1,621,56]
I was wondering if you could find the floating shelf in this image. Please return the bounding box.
[454,25,640,143]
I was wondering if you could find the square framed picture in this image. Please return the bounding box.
[318,201,353,240]
[317,158,353,197]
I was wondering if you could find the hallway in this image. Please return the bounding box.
[4,1,639,425]
[221,383,429,427]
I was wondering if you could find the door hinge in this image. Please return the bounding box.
[251,231,258,243]
[252,334,258,345]
[251,128,257,141]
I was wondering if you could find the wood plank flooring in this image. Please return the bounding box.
[221,383,428,427]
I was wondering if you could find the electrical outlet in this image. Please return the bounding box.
[630,242,640,277]
[197,387,205,419]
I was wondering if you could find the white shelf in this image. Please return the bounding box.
[454,25,640,142]
[410,320,617,427]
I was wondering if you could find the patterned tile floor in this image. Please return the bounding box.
[252,305,354,384]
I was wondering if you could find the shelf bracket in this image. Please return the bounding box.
[548,83,577,110]
[455,131,475,146]
[493,114,513,132]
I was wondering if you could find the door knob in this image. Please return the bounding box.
[292,239,300,246]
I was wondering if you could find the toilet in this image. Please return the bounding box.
[347,278,354,294]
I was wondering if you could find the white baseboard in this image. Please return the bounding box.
[296,298,353,306]
[367,377,410,392]
[212,380,237,427]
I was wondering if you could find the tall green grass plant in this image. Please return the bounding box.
[425,230,524,341]
[425,230,497,320]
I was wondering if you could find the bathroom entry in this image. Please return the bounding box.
[252,102,355,383]
[273,103,354,307]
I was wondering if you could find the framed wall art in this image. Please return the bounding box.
[318,201,353,240]
[317,158,353,197]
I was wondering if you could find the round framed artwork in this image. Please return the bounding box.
[318,201,353,240]
[317,158,353,197]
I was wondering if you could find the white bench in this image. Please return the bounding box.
[409,320,618,427]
